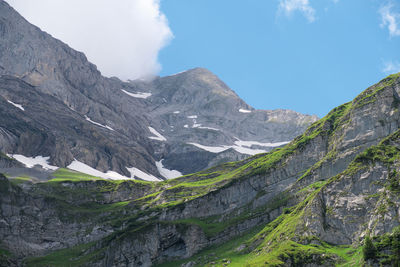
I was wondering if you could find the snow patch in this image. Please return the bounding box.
[231,146,266,155]
[67,160,130,180]
[126,167,161,181]
[8,154,58,170]
[67,159,161,181]
[148,127,167,141]
[239,108,251,113]
[188,142,263,155]
[7,100,24,111]
[187,143,229,153]
[187,115,202,128]
[184,125,189,128]
[85,116,115,131]
[167,70,188,77]
[197,126,220,131]
[156,160,182,179]
[173,111,180,114]
[234,140,290,148]
[188,139,289,156]
[121,89,151,99]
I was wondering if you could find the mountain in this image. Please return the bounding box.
[7,1,400,266]
[0,70,398,266]
[142,68,316,174]
[1,67,400,266]
[0,1,316,181]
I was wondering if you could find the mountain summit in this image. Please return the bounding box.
[0,1,316,181]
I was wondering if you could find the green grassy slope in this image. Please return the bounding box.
[8,73,400,266]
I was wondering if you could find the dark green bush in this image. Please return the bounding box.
[363,236,376,260]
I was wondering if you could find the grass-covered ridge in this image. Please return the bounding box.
[295,73,400,185]
[156,180,362,267]
[353,72,400,109]
[193,127,400,266]
[144,86,361,204]
[11,73,400,266]
[49,168,103,182]
[325,129,400,187]
[22,72,400,216]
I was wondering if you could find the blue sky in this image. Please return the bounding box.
[158,0,400,117]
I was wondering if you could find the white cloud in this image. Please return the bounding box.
[382,60,400,74]
[278,0,316,23]
[380,2,400,37]
[6,0,173,80]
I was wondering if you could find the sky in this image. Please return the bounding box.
[158,0,400,117]
[6,0,400,117]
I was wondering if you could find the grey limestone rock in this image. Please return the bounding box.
[0,1,316,179]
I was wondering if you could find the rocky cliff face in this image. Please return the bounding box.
[1,74,400,266]
[143,68,317,174]
[0,1,316,181]
[5,0,400,266]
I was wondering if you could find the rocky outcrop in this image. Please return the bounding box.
[4,1,400,266]
[142,68,317,174]
[1,73,396,266]
[0,1,316,180]
[0,175,156,261]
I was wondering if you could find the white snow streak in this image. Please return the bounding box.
[7,100,25,111]
[173,111,180,114]
[148,126,167,141]
[67,160,130,180]
[8,154,58,170]
[187,143,229,153]
[239,108,251,113]
[121,89,152,99]
[197,126,221,131]
[167,70,188,77]
[187,115,203,128]
[85,115,115,131]
[188,142,264,155]
[67,159,161,181]
[234,140,290,148]
[156,160,182,179]
[231,146,267,155]
[188,139,290,156]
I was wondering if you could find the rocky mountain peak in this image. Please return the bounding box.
[170,67,239,98]
[144,67,247,112]
[0,1,316,182]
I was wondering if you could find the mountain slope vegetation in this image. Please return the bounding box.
[1,73,400,266]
